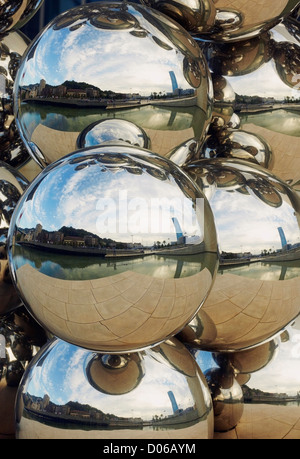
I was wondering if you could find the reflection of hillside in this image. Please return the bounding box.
[23,392,201,430]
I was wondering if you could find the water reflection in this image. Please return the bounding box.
[15,337,214,439]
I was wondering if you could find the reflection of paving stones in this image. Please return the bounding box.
[202,272,300,349]
[17,264,212,351]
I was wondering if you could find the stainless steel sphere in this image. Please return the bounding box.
[178,158,300,351]
[0,306,47,438]
[140,0,299,42]
[7,144,218,353]
[13,1,213,168]
[0,30,30,169]
[15,337,214,439]
[191,319,300,438]
[0,161,28,316]
[0,0,44,35]
[199,19,300,183]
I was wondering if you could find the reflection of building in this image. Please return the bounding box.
[34,224,42,241]
[169,71,178,92]
[172,217,184,242]
[278,227,288,250]
[64,236,85,247]
[168,391,179,414]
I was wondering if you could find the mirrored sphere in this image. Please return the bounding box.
[141,0,299,41]
[15,337,214,439]
[0,161,28,316]
[13,1,213,168]
[202,128,273,169]
[77,119,151,150]
[0,0,44,34]
[7,144,219,352]
[0,30,30,169]
[178,158,300,351]
[0,306,47,438]
[192,317,300,439]
[199,19,300,183]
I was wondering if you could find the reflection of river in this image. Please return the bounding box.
[13,244,216,280]
[20,102,201,138]
[219,260,300,281]
[240,109,300,137]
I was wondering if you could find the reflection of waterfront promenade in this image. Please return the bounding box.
[237,103,300,114]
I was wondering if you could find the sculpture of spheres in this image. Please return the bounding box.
[0,30,31,169]
[13,1,213,169]
[15,337,214,439]
[7,144,219,353]
[199,18,300,184]
[0,161,29,316]
[177,158,300,352]
[140,0,300,42]
[0,306,47,438]
[0,0,44,35]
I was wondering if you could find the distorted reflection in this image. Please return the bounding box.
[14,1,212,167]
[0,161,28,315]
[77,119,151,149]
[8,145,218,352]
[0,30,30,168]
[15,337,214,439]
[0,0,44,35]
[191,317,300,438]
[178,158,300,351]
[198,19,300,182]
[0,305,47,438]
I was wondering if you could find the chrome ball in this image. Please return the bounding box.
[0,0,44,34]
[178,158,300,351]
[15,337,214,439]
[7,144,218,353]
[200,19,300,184]
[14,1,213,168]
[141,0,299,41]
[0,30,30,169]
[0,161,28,316]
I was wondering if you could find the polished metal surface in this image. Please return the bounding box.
[0,30,30,169]
[0,0,44,35]
[77,119,151,150]
[0,161,28,316]
[13,1,213,168]
[202,128,273,168]
[0,305,47,438]
[198,18,300,184]
[15,337,214,439]
[7,144,219,353]
[191,317,300,438]
[178,158,300,351]
[140,0,299,41]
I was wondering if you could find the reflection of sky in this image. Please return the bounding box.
[245,325,300,396]
[227,61,299,99]
[26,340,195,419]
[240,110,300,138]
[210,189,299,254]
[17,160,203,246]
[21,12,189,96]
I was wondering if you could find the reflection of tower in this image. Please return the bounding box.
[38,79,46,96]
[34,223,42,241]
[168,390,179,414]
[169,71,178,92]
[277,227,287,249]
[172,217,185,244]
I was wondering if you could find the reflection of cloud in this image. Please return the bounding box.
[212,189,298,253]
[228,61,298,99]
